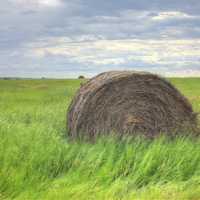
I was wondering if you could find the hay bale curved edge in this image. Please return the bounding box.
[67,71,197,139]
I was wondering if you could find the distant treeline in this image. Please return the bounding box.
[0,76,86,80]
[0,77,36,80]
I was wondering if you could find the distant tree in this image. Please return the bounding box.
[78,75,85,79]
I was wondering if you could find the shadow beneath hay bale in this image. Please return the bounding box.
[66,130,200,144]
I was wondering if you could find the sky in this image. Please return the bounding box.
[1,0,200,78]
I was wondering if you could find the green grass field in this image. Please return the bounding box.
[0,78,200,200]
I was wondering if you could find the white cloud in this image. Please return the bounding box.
[9,0,62,8]
[25,37,200,77]
[151,11,195,21]
[38,0,62,7]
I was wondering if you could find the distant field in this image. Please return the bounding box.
[0,78,200,200]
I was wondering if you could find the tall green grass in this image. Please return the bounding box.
[0,78,200,200]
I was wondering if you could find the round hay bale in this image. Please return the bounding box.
[67,71,197,139]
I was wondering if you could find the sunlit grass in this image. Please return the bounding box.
[0,78,200,200]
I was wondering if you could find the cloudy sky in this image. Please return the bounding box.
[1,0,200,78]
